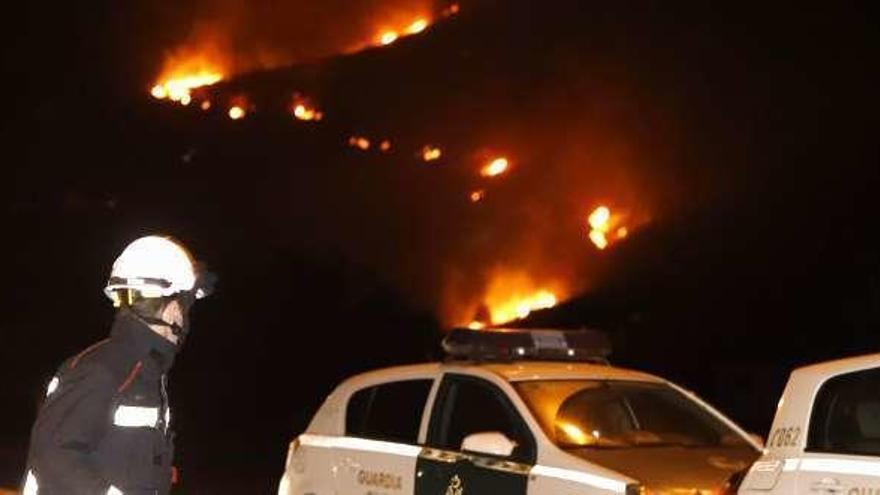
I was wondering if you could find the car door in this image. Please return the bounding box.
[336,378,434,494]
[797,366,880,493]
[415,373,535,495]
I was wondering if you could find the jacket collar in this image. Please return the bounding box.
[110,309,178,371]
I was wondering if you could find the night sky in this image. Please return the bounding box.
[2,1,878,492]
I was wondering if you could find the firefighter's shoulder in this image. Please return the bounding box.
[278,327,762,495]
[737,352,880,494]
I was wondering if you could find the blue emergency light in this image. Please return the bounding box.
[442,327,611,363]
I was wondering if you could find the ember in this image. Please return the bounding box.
[348,136,371,150]
[293,104,323,122]
[228,106,246,120]
[406,19,429,35]
[422,145,442,162]
[586,205,630,250]
[481,157,509,177]
[379,31,399,45]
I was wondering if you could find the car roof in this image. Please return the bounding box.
[344,360,665,389]
[476,360,664,383]
[791,352,880,381]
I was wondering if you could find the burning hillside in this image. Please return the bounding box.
[142,0,668,328]
[148,1,457,104]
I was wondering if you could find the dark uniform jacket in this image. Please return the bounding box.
[25,310,177,495]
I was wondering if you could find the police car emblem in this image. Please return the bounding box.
[445,474,463,495]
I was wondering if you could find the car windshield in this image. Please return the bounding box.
[514,380,749,449]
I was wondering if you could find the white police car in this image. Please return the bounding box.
[738,353,880,494]
[278,328,761,494]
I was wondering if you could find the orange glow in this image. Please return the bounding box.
[150,71,223,105]
[586,205,632,250]
[470,190,485,203]
[228,106,246,120]
[406,19,429,35]
[556,421,590,445]
[589,230,608,250]
[200,100,212,111]
[475,272,561,326]
[481,157,509,177]
[380,140,392,152]
[371,15,435,49]
[467,321,487,330]
[422,145,442,162]
[441,3,460,17]
[380,31,399,45]
[588,206,611,231]
[348,136,371,151]
[293,103,323,122]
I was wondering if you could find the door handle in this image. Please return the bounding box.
[811,477,845,493]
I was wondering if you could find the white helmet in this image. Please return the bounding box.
[104,236,197,303]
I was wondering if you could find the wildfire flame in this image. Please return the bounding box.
[291,98,323,122]
[379,31,399,45]
[587,205,629,250]
[374,15,434,48]
[422,145,443,162]
[348,136,371,150]
[151,72,223,104]
[470,190,485,203]
[406,19,429,35]
[466,271,562,328]
[442,3,461,17]
[228,106,246,120]
[481,157,509,177]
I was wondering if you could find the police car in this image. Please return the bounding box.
[278,328,761,494]
[738,353,880,494]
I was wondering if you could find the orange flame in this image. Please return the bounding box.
[348,136,371,150]
[422,145,443,162]
[150,53,224,105]
[151,73,223,104]
[293,104,323,122]
[405,18,429,35]
[442,3,461,17]
[481,157,509,177]
[467,271,562,328]
[587,205,630,250]
[374,15,434,48]
[380,140,392,152]
[379,31,399,45]
[228,106,246,120]
[470,190,486,203]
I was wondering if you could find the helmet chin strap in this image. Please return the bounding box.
[130,312,188,345]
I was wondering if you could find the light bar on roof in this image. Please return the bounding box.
[442,327,611,363]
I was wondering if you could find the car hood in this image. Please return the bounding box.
[569,446,759,492]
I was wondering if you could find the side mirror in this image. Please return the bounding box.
[461,431,517,457]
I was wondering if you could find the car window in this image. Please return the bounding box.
[428,374,536,463]
[346,379,433,444]
[515,380,750,449]
[808,367,880,456]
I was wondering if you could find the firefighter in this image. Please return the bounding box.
[23,236,214,495]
